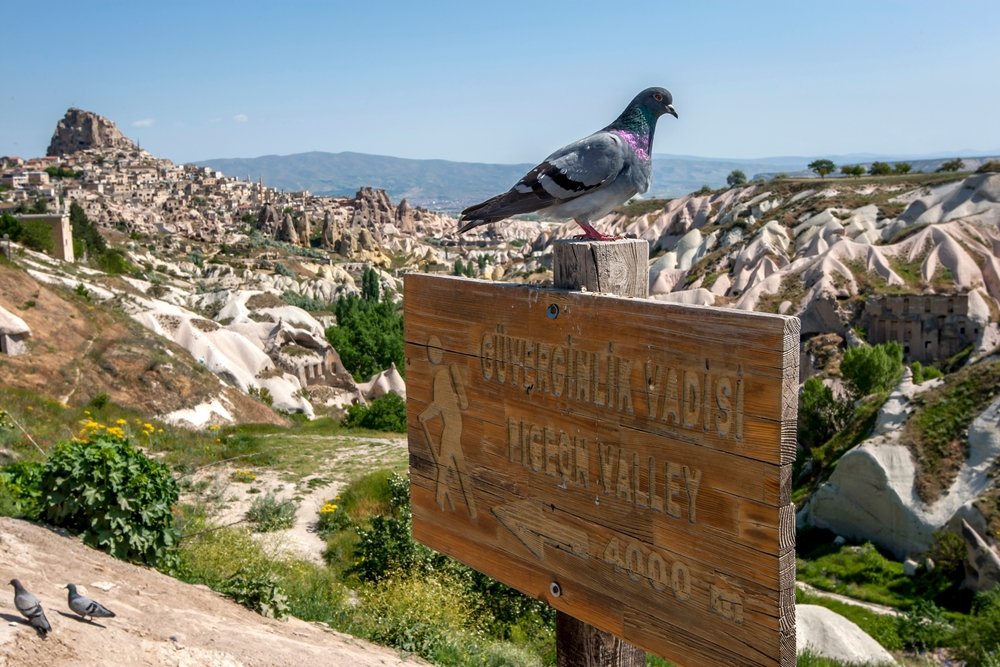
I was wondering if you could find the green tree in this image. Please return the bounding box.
[937,158,965,173]
[893,162,912,175]
[808,159,836,178]
[453,258,465,276]
[361,265,380,302]
[840,342,904,398]
[869,161,892,176]
[0,212,23,241]
[326,292,404,381]
[726,169,747,187]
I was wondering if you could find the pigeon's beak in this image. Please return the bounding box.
[665,105,678,119]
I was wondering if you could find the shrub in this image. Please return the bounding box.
[222,569,289,619]
[896,599,950,652]
[40,433,179,568]
[245,493,297,532]
[353,473,431,582]
[952,589,1000,665]
[911,361,943,384]
[342,392,407,432]
[840,342,903,398]
[798,377,852,449]
[0,461,44,519]
[352,574,476,662]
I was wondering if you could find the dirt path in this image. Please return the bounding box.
[0,517,427,667]
[182,435,408,564]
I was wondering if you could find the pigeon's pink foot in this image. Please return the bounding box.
[572,221,621,241]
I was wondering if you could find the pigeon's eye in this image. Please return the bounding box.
[654,93,663,101]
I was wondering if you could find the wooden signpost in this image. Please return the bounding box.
[405,249,798,666]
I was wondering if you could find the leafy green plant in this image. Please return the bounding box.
[896,599,950,652]
[40,433,179,568]
[342,392,406,432]
[0,461,44,518]
[245,493,297,532]
[222,569,289,620]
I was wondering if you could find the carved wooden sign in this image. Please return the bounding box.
[405,274,798,667]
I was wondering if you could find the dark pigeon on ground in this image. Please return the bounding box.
[65,583,117,621]
[9,578,51,638]
[458,87,678,241]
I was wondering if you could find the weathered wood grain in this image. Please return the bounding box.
[405,274,797,666]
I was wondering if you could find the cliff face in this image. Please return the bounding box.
[47,108,136,156]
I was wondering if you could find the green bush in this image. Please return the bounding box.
[222,569,289,619]
[353,473,432,581]
[245,493,297,532]
[40,433,179,568]
[342,392,407,432]
[952,589,1000,665]
[896,599,950,651]
[911,361,941,384]
[798,377,852,449]
[840,342,903,398]
[0,461,44,519]
[352,574,477,662]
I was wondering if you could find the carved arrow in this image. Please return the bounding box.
[493,498,589,561]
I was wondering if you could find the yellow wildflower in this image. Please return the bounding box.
[115,418,127,426]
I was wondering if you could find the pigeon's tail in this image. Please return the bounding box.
[29,609,51,638]
[458,189,551,233]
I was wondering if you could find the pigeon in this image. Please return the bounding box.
[65,583,116,621]
[458,87,677,241]
[9,578,51,638]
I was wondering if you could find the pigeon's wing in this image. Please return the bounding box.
[15,591,51,635]
[71,594,116,618]
[458,131,626,231]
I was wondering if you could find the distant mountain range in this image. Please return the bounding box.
[194,150,998,212]
[194,151,811,211]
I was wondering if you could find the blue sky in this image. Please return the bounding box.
[3,1,999,165]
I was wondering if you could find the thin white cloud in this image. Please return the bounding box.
[233,113,249,123]
[131,118,155,128]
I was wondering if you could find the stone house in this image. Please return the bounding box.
[862,293,978,362]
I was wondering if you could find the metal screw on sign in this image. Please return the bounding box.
[549,581,562,598]
[546,304,559,319]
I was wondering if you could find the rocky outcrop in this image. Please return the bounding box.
[796,605,897,665]
[802,373,1000,560]
[962,519,1000,593]
[47,108,136,156]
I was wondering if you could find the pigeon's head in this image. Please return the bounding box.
[65,583,77,593]
[9,579,20,588]
[635,87,678,119]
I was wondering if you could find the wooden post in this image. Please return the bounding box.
[552,237,648,666]
[553,238,648,298]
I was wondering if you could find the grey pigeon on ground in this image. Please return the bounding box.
[458,87,677,241]
[65,583,116,621]
[9,578,51,637]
